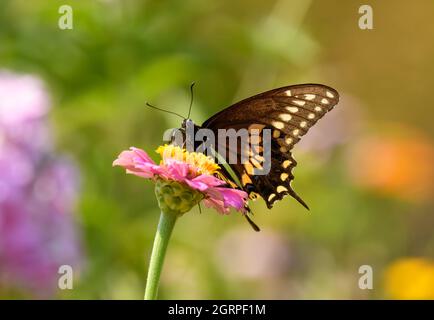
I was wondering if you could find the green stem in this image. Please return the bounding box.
[144,210,178,300]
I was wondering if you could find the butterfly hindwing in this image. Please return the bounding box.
[201,84,339,209]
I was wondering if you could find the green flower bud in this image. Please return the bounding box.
[154,179,203,215]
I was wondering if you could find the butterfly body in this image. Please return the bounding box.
[178,84,339,216]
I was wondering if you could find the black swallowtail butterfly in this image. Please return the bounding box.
[159,84,339,230]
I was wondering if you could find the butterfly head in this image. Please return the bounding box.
[181,118,195,129]
[169,118,197,147]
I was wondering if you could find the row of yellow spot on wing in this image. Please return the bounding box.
[265,158,294,204]
[285,88,335,100]
[270,93,334,146]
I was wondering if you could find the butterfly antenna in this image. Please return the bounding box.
[145,102,186,120]
[187,82,195,119]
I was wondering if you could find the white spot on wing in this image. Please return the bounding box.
[285,90,292,96]
[326,91,334,98]
[272,121,284,129]
[277,185,288,193]
[285,136,293,145]
[321,98,329,105]
[279,114,292,121]
[304,94,316,100]
[286,106,299,113]
[293,100,306,106]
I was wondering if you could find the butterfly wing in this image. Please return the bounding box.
[202,84,339,209]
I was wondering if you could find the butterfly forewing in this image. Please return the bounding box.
[202,84,339,208]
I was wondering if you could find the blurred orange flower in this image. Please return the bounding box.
[346,126,434,202]
[384,258,434,299]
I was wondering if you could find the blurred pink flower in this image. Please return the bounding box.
[0,70,49,126]
[0,71,51,157]
[0,144,35,202]
[0,190,81,294]
[0,71,82,297]
[113,145,248,214]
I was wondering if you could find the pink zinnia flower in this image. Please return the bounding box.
[113,145,248,214]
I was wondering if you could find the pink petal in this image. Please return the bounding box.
[185,174,225,191]
[112,150,136,169]
[217,187,248,210]
[164,159,189,182]
[203,198,229,214]
[113,147,159,179]
[113,147,155,167]
[130,147,156,165]
[204,187,248,213]
[125,168,155,179]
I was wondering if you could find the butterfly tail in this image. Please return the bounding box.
[289,188,310,210]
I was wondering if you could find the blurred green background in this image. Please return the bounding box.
[0,0,433,299]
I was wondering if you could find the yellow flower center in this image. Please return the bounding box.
[156,144,220,175]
